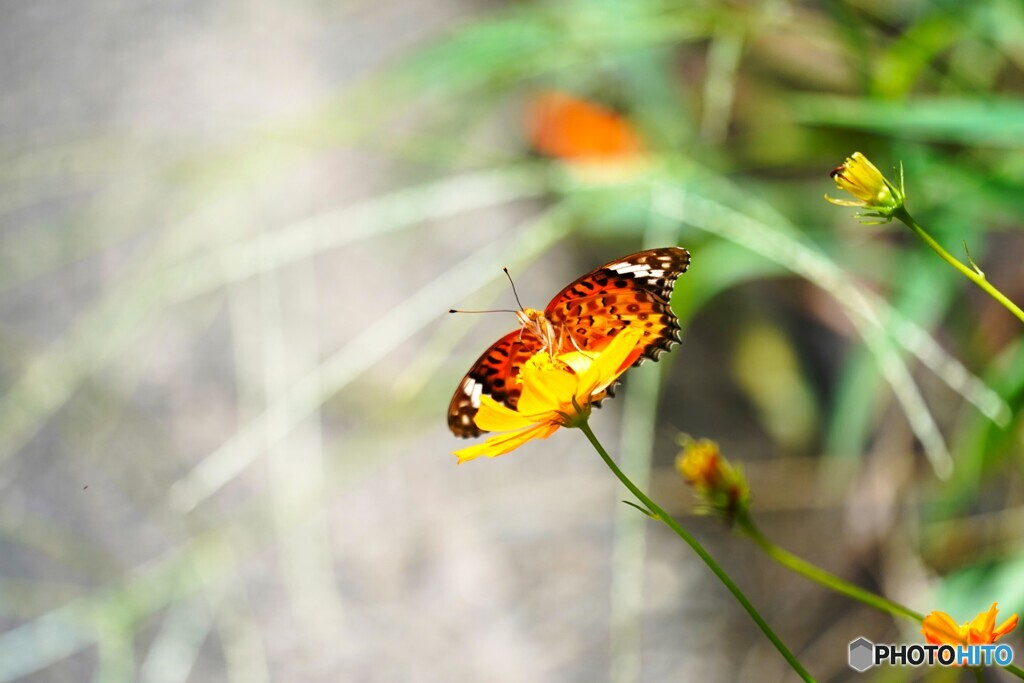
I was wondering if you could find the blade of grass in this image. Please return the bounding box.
[609,188,677,683]
[945,341,1024,512]
[0,421,392,682]
[558,162,1008,429]
[609,363,663,683]
[216,582,271,683]
[700,31,744,144]
[826,242,961,456]
[0,167,546,466]
[792,96,1024,147]
[650,183,953,476]
[139,588,222,683]
[93,622,135,683]
[0,535,234,682]
[253,225,347,643]
[168,201,575,511]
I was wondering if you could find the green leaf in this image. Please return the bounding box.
[792,96,1024,147]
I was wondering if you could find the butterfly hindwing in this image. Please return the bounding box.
[545,247,690,364]
[447,330,541,438]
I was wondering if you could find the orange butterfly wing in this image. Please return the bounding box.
[544,247,690,364]
[447,330,542,438]
[447,247,690,438]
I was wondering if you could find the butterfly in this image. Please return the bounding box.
[448,247,690,438]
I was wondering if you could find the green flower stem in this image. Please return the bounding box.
[737,515,923,622]
[894,207,1024,325]
[737,515,1024,681]
[575,417,816,683]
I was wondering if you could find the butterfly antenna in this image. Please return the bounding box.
[449,308,518,314]
[503,267,525,311]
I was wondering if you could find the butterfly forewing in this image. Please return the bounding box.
[544,247,690,364]
[447,330,541,438]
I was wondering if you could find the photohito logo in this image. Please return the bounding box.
[848,637,1014,671]
[848,638,874,672]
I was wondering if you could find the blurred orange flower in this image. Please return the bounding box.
[453,327,643,463]
[677,438,724,487]
[526,91,643,163]
[676,438,750,522]
[922,603,1019,646]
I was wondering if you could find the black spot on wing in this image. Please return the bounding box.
[448,330,540,438]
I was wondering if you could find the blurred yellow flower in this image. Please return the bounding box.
[453,327,644,463]
[675,438,750,522]
[826,152,905,222]
[922,603,1019,646]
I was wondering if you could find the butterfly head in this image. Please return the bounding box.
[516,307,558,353]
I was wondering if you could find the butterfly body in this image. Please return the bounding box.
[515,307,560,353]
[448,247,690,438]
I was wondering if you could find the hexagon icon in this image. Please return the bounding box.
[848,637,875,672]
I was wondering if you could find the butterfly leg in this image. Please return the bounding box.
[566,330,596,360]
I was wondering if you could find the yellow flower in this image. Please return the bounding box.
[675,438,750,522]
[922,603,1019,647]
[453,327,644,463]
[826,152,905,223]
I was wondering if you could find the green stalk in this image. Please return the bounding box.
[738,515,923,622]
[894,207,1024,325]
[575,418,816,683]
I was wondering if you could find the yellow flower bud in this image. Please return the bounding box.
[825,152,905,223]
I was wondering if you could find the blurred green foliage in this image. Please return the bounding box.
[3,0,1024,680]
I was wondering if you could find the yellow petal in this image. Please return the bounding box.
[453,431,528,462]
[824,194,866,208]
[473,395,536,432]
[518,363,577,416]
[452,423,559,463]
[970,603,998,636]
[831,153,885,201]
[995,613,1019,639]
[558,351,594,376]
[578,327,643,396]
[922,611,963,646]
